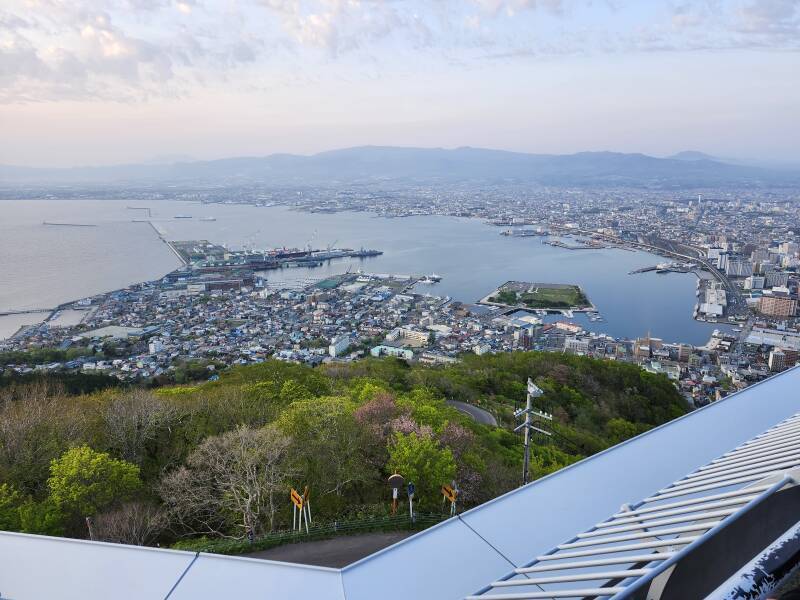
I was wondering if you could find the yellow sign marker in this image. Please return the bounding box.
[441,484,457,503]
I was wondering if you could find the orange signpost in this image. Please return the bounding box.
[290,488,304,509]
[290,487,309,533]
[442,484,458,516]
[441,484,456,503]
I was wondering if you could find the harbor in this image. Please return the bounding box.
[169,240,383,272]
[1,200,730,345]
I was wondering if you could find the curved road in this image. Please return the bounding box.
[446,400,498,427]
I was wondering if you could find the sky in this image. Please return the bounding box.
[1,0,799,167]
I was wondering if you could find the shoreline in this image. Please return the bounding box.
[0,201,733,346]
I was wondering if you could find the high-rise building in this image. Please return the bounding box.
[759,293,798,318]
[707,247,723,263]
[768,349,786,372]
[765,271,790,287]
[514,325,538,350]
[563,337,589,354]
[744,275,765,290]
[725,258,753,278]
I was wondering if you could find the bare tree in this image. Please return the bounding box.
[159,424,294,538]
[0,381,85,494]
[103,390,181,465]
[93,501,167,546]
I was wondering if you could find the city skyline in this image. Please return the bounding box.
[2,0,800,167]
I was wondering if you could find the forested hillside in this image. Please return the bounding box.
[0,353,686,547]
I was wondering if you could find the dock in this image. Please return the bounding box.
[139,220,188,267]
[629,263,694,275]
[542,239,605,250]
[0,308,52,317]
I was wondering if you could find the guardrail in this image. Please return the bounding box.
[173,512,447,556]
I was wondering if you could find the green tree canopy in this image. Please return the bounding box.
[277,397,371,504]
[48,446,141,517]
[0,483,24,531]
[388,432,456,505]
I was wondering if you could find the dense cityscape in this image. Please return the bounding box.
[5,1,800,597]
[3,186,800,408]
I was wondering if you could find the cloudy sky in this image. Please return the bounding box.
[1,0,799,167]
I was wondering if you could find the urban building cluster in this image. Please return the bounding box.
[4,186,800,408]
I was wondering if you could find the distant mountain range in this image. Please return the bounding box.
[2,146,798,189]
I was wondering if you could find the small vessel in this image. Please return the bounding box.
[199,216,216,222]
[174,215,192,219]
[419,273,442,284]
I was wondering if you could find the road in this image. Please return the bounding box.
[446,400,498,427]
[245,531,414,568]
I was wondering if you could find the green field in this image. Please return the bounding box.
[490,284,590,309]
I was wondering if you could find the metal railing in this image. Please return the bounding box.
[467,411,800,600]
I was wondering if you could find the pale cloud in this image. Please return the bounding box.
[0,1,257,103]
[736,0,800,33]
[2,0,799,105]
[471,0,564,17]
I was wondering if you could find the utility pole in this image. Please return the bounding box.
[515,378,552,485]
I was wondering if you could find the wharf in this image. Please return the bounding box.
[140,221,189,267]
[629,264,694,275]
[543,239,605,250]
[0,308,52,317]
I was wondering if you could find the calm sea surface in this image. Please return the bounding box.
[0,199,725,344]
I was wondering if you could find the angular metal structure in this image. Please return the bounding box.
[469,411,800,599]
[2,367,800,600]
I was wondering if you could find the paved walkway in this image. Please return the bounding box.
[245,531,414,568]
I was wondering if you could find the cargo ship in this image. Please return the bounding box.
[268,248,310,259]
[351,248,383,258]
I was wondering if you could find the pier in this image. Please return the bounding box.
[542,239,605,250]
[629,264,693,275]
[0,308,52,317]
[127,206,152,218]
[140,220,189,267]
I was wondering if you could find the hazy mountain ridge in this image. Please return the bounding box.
[1,146,797,189]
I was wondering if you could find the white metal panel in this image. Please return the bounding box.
[0,531,195,600]
[459,366,800,569]
[341,517,512,600]
[168,553,345,600]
